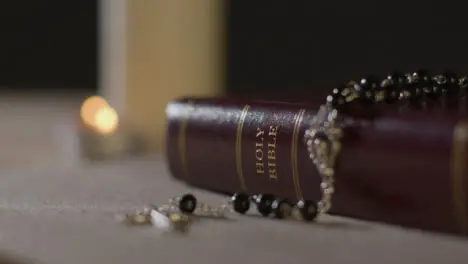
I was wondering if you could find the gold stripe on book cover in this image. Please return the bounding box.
[452,120,468,234]
[236,105,250,191]
[291,109,306,200]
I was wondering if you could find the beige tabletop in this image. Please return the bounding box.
[0,156,467,264]
[0,93,467,264]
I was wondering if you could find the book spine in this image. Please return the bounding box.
[165,97,468,236]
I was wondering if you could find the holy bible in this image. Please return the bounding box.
[165,97,468,236]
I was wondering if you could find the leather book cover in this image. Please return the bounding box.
[165,97,468,236]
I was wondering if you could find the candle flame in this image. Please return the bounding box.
[81,96,109,127]
[94,106,119,134]
[80,95,119,134]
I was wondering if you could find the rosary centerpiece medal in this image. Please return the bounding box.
[304,103,342,215]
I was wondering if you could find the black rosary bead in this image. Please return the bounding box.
[357,76,379,104]
[295,200,318,222]
[271,198,293,219]
[387,71,406,83]
[406,70,430,102]
[326,83,358,108]
[231,192,250,214]
[460,77,468,97]
[326,85,347,108]
[425,82,442,101]
[460,77,468,90]
[405,82,424,103]
[178,194,197,214]
[252,194,276,217]
[440,71,460,98]
[382,72,405,103]
[411,69,431,82]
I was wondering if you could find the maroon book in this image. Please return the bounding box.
[165,97,468,236]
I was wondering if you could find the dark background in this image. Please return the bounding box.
[0,0,97,91]
[2,1,468,96]
[226,1,468,96]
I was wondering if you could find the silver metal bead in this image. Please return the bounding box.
[150,209,192,232]
[155,204,179,214]
[119,208,153,226]
[194,202,229,218]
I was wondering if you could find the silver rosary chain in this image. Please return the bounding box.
[304,104,342,214]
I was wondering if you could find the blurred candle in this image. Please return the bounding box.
[77,95,144,160]
[93,105,119,135]
[80,95,110,130]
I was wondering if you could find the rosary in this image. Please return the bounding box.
[120,70,468,232]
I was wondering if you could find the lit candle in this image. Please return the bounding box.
[77,95,127,160]
[93,105,119,135]
[76,95,146,160]
[79,95,120,135]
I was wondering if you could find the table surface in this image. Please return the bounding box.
[0,93,468,264]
